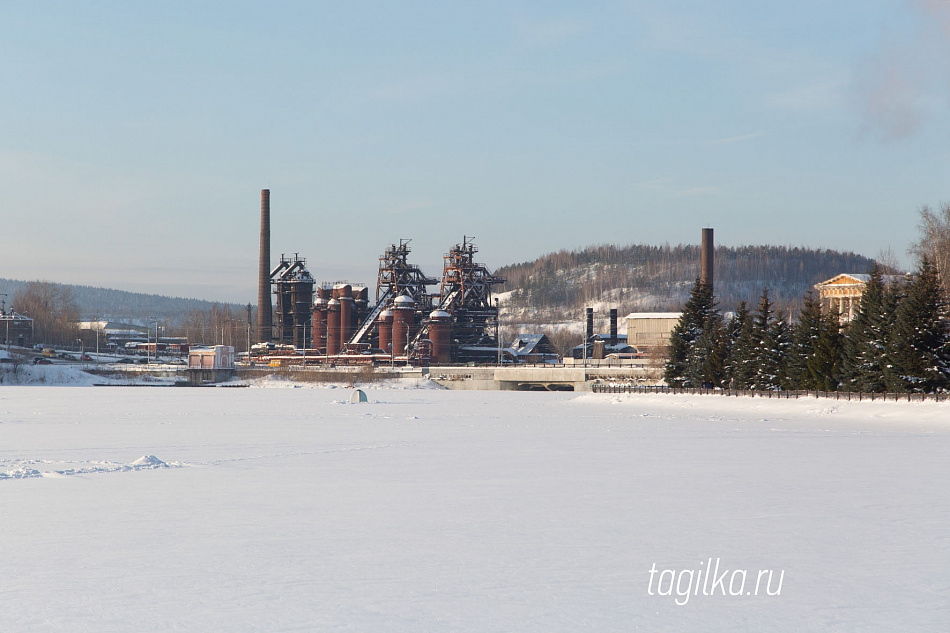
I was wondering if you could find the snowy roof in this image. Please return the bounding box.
[624,312,682,320]
[505,333,558,357]
[0,311,33,323]
[815,273,908,288]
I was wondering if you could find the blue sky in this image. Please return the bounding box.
[2,1,950,302]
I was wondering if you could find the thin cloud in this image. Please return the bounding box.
[676,185,721,197]
[514,17,594,50]
[764,77,848,113]
[709,132,766,146]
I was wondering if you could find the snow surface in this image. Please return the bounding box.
[1,386,948,631]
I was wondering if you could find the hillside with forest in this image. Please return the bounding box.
[495,243,881,325]
[0,278,246,322]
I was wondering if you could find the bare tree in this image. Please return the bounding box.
[912,204,950,301]
[875,247,904,275]
[12,281,80,346]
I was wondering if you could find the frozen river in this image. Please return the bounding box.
[1,384,948,631]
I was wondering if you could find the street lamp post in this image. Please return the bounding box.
[495,297,501,366]
[582,320,588,369]
[1,293,9,353]
[147,315,155,365]
[94,316,100,365]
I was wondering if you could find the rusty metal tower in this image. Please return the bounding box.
[345,239,437,348]
[271,253,314,348]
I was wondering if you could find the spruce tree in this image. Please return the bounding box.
[841,266,892,393]
[724,301,750,386]
[785,292,821,390]
[772,309,793,388]
[885,259,950,392]
[729,305,758,389]
[665,278,718,387]
[809,305,843,391]
[786,292,842,390]
[749,289,783,390]
[686,313,728,388]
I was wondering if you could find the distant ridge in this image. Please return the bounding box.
[0,278,245,322]
[495,243,881,317]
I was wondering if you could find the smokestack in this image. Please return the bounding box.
[257,189,273,342]
[609,308,618,346]
[701,228,714,289]
[586,307,594,341]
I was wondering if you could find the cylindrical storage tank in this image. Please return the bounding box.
[392,295,415,357]
[355,287,370,327]
[327,299,341,355]
[593,339,605,360]
[313,298,328,353]
[378,309,393,354]
[429,310,452,364]
[339,295,354,346]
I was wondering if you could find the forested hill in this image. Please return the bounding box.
[0,278,244,322]
[494,244,880,316]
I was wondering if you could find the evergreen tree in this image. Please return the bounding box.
[724,301,750,386]
[885,259,950,392]
[841,266,893,392]
[809,305,843,391]
[785,292,842,390]
[785,293,821,389]
[665,278,718,387]
[729,305,758,389]
[686,313,728,388]
[749,289,784,390]
[772,308,793,388]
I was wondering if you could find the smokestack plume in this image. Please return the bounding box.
[258,189,273,342]
[701,228,714,289]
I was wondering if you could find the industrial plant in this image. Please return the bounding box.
[255,190,507,366]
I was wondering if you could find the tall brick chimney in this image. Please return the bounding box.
[257,189,273,342]
[701,228,714,289]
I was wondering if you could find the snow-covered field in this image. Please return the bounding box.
[1,383,948,631]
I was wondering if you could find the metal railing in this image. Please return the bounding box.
[589,384,950,402]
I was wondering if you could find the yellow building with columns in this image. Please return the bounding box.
[813,273,906,322]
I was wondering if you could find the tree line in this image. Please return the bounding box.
[6,280,255,351]
[664,260,950,393]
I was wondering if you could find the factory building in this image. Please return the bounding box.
[0,306,33,348]
[256,189,503,365]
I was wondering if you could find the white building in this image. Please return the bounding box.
[624,313,682,350]
[188,345,235,370]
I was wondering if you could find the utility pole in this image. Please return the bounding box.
[1,294,8,353]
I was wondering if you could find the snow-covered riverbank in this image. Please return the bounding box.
[1,387,947,631]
